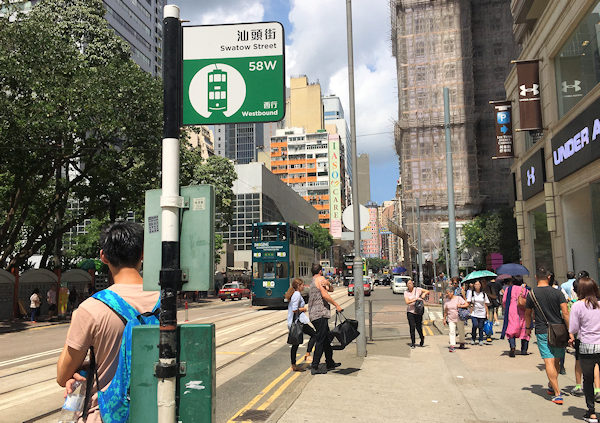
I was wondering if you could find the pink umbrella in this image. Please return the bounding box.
[496,274,512,282]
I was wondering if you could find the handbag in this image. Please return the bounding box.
[414,299,425,315]
[529,288,569,348]
[287,315,304,345]
[517,286,528,310]
[458,308,471,321]
[330,311,360,349]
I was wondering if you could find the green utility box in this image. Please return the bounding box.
[143,185,215,291]
[129,324,216,422]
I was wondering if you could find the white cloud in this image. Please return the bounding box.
[286,0,398,164]
[173,0,265,25]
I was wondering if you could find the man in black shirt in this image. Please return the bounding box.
[525,266,569,405]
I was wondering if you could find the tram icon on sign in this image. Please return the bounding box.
[188,63,246,119]
[208,68,227,111]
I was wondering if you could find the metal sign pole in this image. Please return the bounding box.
[345,0,366,357]
[443,87,459,278]
[157,5,182,422]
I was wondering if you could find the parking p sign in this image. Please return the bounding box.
[183,22,285,125]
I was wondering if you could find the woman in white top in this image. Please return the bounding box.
[466,280,490,346]
[29,288,41,322]
[285,278,316,371]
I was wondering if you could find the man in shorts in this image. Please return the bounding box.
[525,266,569,405]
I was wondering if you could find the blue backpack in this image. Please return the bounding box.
[83,289,160,423]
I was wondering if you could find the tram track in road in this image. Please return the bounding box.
[8,291,354,422]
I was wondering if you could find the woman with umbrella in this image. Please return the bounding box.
[501,276,530,356]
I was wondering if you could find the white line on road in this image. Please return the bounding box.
[0,348,63,368]
[0,379,62,411]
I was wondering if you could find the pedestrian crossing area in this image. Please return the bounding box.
[426,309,444,321]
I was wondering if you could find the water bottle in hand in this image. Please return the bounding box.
[58,370,87,423]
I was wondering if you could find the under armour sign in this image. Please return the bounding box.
[520,84,540,97]
[520,148,545,200]
[562,80,582,93]
[516,60,543,130]
[551,96,600,181]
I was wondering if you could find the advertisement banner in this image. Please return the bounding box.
[328,134,342,239]
[516,60,543,130]
[492,101,514,157]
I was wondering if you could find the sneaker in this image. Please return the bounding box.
[310,367,327,375]
[486,337,492,343]
[326,362,342,370]
[551,395,563,405]
[471,340,477,345]
[410,344,416,349]
[459,343,465,349]
[479,341,484,346]
[560,367,567,375]
[572,386,584,396]
[449,346,455,352]
[584,413,598,423]
[509,348,516,358]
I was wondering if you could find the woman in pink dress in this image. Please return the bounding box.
[501,276,530,357]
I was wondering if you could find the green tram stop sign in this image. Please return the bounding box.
[183,22,285,125]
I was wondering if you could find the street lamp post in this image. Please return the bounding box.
[345,0,366,357]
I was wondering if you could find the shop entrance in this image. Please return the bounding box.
[563,187,597,281]
[530,206,553,272]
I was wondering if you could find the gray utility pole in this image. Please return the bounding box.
[416,198,423,286]
[157,5,182,422]
[346,0,366,357]
[443,87,458,278]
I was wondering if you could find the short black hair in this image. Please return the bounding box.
[311,263,322,276]
[100,222,144,268]
[567,271,575,280]
[535,266,549,281]
[578,270,590,280]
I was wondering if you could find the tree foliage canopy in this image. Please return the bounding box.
[0,0,162,270]
[366,257,389,273]
[305,222,333,255]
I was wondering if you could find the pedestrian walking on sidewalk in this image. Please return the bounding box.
[29,288,41,322]
[443,287,468,351]
[467,280,490,346]
[501,277,530,357]
[47,285,57,320]
[525,266,569,405]
[404,279,429,348]
[307,263,342,375]
[569,277,600,423]
[285,278,316,371]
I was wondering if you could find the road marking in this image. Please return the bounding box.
[256,371,301,410]
[0,348,63,368]
[425,326,433,336]
[216,351,246,355]
[0,379,62,411]
[226,356,306,423]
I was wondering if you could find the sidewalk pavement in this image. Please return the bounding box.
[276,327,587,422]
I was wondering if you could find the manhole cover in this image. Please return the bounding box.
[235,409,273,421]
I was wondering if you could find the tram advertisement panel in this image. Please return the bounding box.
[183,22,285,125]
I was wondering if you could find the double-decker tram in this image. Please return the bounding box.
[251,222,314,307]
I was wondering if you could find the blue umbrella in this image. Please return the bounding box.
[393,266,407,274]
[463,270,497,282]
[496,263,529,276]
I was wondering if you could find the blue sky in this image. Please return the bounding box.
[171,0,398,205]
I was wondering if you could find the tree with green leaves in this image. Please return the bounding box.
[180,153,237,231]
[460,208,519,268]
[305,222,333,256]
[366,257,389,273]
[0,0,163,271]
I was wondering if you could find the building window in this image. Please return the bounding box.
[555,1,600,118]
[415,41,425,58]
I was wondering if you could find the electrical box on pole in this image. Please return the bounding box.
[143,185,215,292]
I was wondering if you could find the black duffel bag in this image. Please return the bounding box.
[330,311,360,349]
[287,315,304,345]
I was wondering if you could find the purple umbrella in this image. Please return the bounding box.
[496,274,512,282]
[496,263,529,276]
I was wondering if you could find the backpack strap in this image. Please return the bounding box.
[92,289,141,323]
